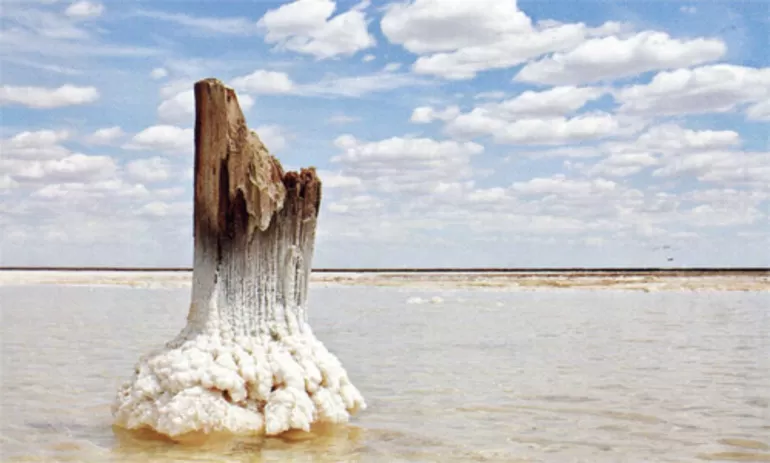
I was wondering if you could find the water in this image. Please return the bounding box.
[1,284,769,462]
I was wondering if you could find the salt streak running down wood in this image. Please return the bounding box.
[112,78,366,439]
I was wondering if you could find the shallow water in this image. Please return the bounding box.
[1,285,769,462]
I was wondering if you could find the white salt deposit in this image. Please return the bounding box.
[112,246,366,438]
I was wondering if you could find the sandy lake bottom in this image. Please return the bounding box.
[1,283,769,462]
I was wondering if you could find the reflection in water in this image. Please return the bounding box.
[111,423,366,462]
[1,285,769,462]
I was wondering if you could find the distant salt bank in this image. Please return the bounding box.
[0,270,768,292]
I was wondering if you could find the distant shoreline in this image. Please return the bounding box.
[1,268,767,291]
[0,267,768,275]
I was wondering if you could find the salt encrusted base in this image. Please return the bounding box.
[112,325,365,437]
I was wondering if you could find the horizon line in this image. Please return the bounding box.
[0,266,768,273]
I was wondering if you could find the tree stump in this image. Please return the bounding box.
[112,78,366,439]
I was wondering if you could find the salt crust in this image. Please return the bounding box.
[112,321,366,437]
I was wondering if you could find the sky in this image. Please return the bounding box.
[1,0,769,268]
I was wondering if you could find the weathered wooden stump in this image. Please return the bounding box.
[112,78,366,439]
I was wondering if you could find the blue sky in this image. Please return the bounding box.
[1,0,769,268]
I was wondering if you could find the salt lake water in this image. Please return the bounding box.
[1,282,768,462]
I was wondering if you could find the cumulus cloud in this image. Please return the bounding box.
[416,86,606,123]
[381,0,622,79]
[254,125,288,151]
[126,157,171,183]
[0,84,99,108]
[616,64,770,116]
[327,195,383,214]
[258,0,375,59]
[12,154,117,183]
[331,135,483,194]
[86,126,125,145]
[515,31,725,85]
[439,109,640,145]
[653,150,770,189]
[123,125,193,155]
[584,152,659,177]
[511,174,618,196]
[532,124,743,178]
[315,170,363,189]
[412,86,637,145]
[136,201,191,217]
[0,130,71,160]
[230,70,295,94]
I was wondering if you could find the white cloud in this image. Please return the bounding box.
[327,195,383,214]
[486,86,606,118]
[32,180,150,201]
[468,187,506,203]
[515,31,725,85]
[362,54,375,62]
[411,105,460,123]
[616,64,770,116]
[511,174,618,196]
[449,111,640,145]
[315,170,363,188]
[126,157,171,183]
[65,1,104,19]
[653,150,770,188]
[0,129,71,160]
[527,124,742,178]
[633,124,741,152]
[686,204,762,227]
[258,0,375,59]
[254,125,288,151]
[381,0,532,54]
[383,62,402,72]
[150,67,168,79]
[14,154,117,183]
[334,135,483,164]
[124,125,193,155]
[680,6,697,14]
[585,152,659,177]
[157,90,225,125]
[414,86,632,145]
[0,84,99,108]
[381,0,623,79]
[86,126,125,145]
[136,201,191,217]
[331,135,483,194]
[230,70,295,94]
[158,79,193,99]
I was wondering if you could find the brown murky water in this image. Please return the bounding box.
[1,283,768,462]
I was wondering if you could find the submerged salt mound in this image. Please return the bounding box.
[112,326,364,437]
